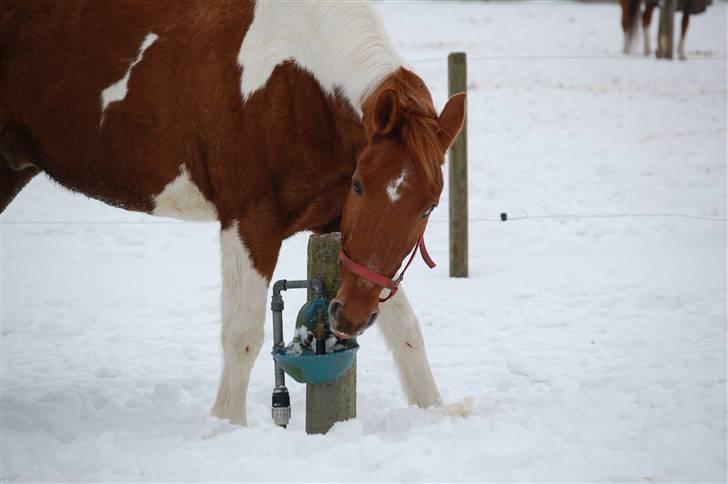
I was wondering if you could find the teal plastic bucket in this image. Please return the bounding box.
[273,344,359,384]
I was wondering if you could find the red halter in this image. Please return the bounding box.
[338,234,436,302]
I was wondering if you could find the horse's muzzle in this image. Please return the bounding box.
[328,298,378,338]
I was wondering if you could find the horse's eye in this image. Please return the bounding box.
[422,205,437,218]
[352,179,363,196]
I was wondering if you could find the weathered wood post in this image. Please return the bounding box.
[448,52,468,278]
[656,0,676,59]
[305,232,356,434]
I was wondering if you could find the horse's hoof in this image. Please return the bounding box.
[436,396,474,417]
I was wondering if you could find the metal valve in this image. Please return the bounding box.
[271,386,291,427]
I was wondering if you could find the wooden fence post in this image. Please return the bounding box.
[656,0,675,59]
[448,52,468,278]
[305,232,356,434]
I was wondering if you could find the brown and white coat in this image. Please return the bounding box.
[1,0,467,424]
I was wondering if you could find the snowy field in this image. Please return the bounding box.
[2,1,726,482]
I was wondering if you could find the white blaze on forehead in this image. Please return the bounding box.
[386,169,408,203]
[237,1,406,113]
[100,32,159,124]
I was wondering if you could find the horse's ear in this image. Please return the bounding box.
[438,92,466,152]
[372,89,402,136]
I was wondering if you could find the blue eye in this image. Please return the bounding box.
[352,179,363,196]
[422,205,436,218]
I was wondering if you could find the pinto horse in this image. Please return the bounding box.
[621,0,711,59]
[1,1,466,424]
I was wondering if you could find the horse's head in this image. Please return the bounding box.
[329,69,466,338]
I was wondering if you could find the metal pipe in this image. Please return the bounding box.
[270,278,325,427]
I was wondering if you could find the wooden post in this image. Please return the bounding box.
[656,0,675,59]
[448,52,468,278]
[305,232,356,434]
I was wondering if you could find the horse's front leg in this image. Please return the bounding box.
[211,221,279,425]
[376,288,442,408]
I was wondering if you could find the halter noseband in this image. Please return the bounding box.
[338,233,436,303]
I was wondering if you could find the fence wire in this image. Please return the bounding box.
[409,55,727,64]
[429,212,728,224]
[2,211,726,226]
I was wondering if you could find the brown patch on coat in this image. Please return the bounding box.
[1,1,466,322]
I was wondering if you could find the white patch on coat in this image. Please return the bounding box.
[152,166,217,221]
[376,287,442,408]
[386,169,407,203]
[100,32,159,124]
[211,221,269,425]
[237,1,405,112]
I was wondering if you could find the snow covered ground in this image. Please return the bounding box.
[2,1,726,482]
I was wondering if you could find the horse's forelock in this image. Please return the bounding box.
[394,84,444,192]
[400,111,444,192]
[364,68,445,192]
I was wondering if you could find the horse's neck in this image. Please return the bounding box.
[268,73,365,237]
[273,67,435,236]
[238,1,405,113]
[237,1,411,233]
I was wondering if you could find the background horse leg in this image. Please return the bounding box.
[376,288,442,408]
[643,1,658,55]
[621,0,633,53]
[210,222,275,425]
[678,12,690,59]
[621,0,641,54]
[0,164,39,213]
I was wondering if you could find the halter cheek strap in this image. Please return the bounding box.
[338,234,436,303]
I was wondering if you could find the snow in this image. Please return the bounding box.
[1,1,726,482]
[283,326,343,355]
[325,335,339,354]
